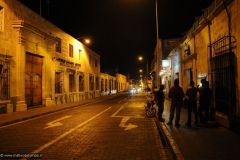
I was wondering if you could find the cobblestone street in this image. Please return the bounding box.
[0,94,173,160]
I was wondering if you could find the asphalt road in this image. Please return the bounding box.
[0,93,173,160]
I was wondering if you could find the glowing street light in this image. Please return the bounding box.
[139,69,143,73]
[84,38,91,45]
[77,37,91,45]
[137,56,148,79]
[138,56,143,61]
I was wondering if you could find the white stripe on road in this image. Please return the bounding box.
[30,107,111,154]
[0,98,113,129]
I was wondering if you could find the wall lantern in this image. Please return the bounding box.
[184,43,191,56]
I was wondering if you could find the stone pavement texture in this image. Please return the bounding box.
[0,94,119,127]
[160,99,240,160]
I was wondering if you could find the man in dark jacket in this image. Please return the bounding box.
[167,79,184,127]
[198,79,212,124]
[186,80,198,127]
[154,85,165,122]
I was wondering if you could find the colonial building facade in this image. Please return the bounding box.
[162,0,240,128]
[0,0,128,113]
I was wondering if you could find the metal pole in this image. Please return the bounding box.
[146,60,148,79]
[155,0,160,88]
[40,0,42,16]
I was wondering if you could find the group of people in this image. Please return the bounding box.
[153,78,212,127]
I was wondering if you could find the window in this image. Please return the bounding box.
[0,7,4,32]
[109,79,112,91]
[79,49,81,60]
[69,74,75,92]
[79,73,84,92]
[105,79,108,91]
[55,72,63,93]
[95,59,98,67]
[89,74,94,91]
[101,79,104,92]
[69,44,73,57]
[95,76,99,90]
[89,55,92,65]
[55,37,62,53]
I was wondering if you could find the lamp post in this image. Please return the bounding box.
[155,0,161,88]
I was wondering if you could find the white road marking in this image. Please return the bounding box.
[111,101,144,131]
[30,107,111,154]
[44,115,72,129]
[0,98,111,129]
[119,117,138,131]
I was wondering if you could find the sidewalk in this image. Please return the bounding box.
[158,100,240,160]
[0,94,119,127]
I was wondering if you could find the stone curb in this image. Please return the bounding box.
[0,94,119,128]
[154,118,185,160]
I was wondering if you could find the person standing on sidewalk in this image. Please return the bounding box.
[185,80,198,127]
[154,85,165,122]
[198,79,212,124]
[167,79,184,127]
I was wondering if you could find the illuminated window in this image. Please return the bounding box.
[79,73,84,92]
[0,6,4,32]
[55,37,62,53]
[55,72,63,93]
[69,44,73,57]
[69,74,75,92]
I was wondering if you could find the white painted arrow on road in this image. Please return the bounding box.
[44,115,72,129]
[119,117,138,131]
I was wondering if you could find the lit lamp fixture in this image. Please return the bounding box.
[139,69,143,73]
[77,37,91,45]
[138,56,143,61]
[84,38,91,45]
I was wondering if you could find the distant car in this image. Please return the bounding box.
[129,88,137,94]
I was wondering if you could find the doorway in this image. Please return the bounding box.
[25,53,43,107]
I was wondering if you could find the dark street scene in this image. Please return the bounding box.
[0,0,240,159]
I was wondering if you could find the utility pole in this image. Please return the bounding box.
[39,0,42,16]
[155,0,160,88]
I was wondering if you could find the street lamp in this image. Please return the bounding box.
[77,37,91,45]
[139,69,143,73]
[137,56,148,79]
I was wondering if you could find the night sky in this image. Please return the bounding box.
[19,0,214,79]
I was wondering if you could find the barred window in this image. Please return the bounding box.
[89,74,94,91]
[95,59,98,67]
[69,74,75,92]
[55,72,63,93]
[105,79,108,91]
[0,62,9,100]
[55,37,62,53]
[79,73,84,92]
[101,79,104,92]
[69,44,73,57]
[95,76,99,90]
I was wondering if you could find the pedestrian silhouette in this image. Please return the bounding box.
[167,79,184,127]
[186,80,198,127]
[154,85,165,122]
[198,79,212,124]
